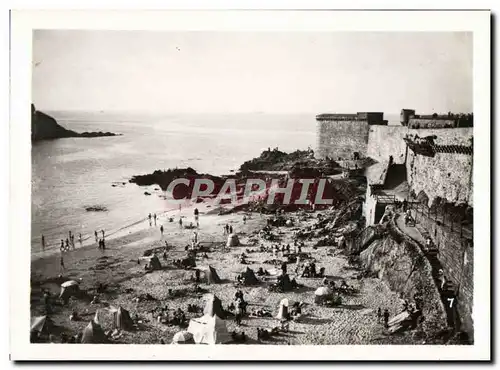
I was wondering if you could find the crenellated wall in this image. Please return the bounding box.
[365,126,473,206]
[408,118,456,129]
[405,128,473,206]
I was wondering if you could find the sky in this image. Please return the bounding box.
[32,31,473,114]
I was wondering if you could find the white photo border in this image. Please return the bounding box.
[9,9,491,361]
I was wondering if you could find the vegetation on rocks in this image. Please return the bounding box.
[239,148,341,175]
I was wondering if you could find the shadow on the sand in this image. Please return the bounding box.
[243,316,276,324]
[296,316,332,325]
[335,303,366,311]
[258,336,289,344]
[324,275,349,281]
[228,337,261,345]
[283,329,305,335]
[206,278,233,285]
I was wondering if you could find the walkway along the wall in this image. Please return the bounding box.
[391,213,472,342]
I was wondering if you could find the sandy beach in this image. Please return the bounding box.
[30,201,415,345]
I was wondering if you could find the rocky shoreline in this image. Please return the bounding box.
[128,149,346,211]
[31,104,120,141]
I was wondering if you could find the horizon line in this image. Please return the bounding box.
[36,108,405,116]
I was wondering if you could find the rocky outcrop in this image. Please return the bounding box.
[345,224,384,255]
[359,220,448,337]
[31,104,119,141]
[129,168,225,192]
[239,148,341,175]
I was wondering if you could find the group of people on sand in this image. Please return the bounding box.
[94,230,106,250]
[223,224,234,235]
[54,231,83,253]
[377,308,392,328]
[231,290,248,326]
[175,208,200,230]
[155,305,187,327]
[148,213,158,227]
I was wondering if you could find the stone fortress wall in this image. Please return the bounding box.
[316,108,474,337]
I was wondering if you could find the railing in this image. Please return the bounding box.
[405,201,472,240]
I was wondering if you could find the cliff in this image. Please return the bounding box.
[31,104,119,141]
[356,221,449,339]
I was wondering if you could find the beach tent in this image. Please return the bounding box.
[226,233,239,248]
[171,330,195,344]
[276,298,289,320]
[30,316,53,334]
[203,294,226,318]
[59,280,80,301]
[113,306,135,331]
[187,314,231,344]
[61,280,79,288]
[314,286,333,304]
[387,310,416,334]
[81,320,107,344]
[205,265,221,284]
[241,267,259,286]
[181,255,196,269]
[148,255,162,270]
[278,274,294,292]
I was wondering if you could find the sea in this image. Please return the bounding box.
[31,112,319,257]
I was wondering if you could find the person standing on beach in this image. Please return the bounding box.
[148,213,152,226]
[383,309,390,328]
[94,231,98,243]
[229,225,234,234]
[60,239,64,252]
[243,215,247,224]
[78,233,82,247]
[179,217,183,229]
[194,208,199,228]
[60,255,65,272]
[154,214,157,226]
[41,235,45,251]
[101,229,105,238]
[160,225,164,238]
[65,238,70,251]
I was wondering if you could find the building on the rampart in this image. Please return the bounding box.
[399,108,474,129]
[316,108,474,338]
[315,112,387,161]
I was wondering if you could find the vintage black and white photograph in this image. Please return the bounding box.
[9,9,490,361]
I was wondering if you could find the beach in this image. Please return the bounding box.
[30,112,426,345]
[31,199,416,345]
[31,112,317,256]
